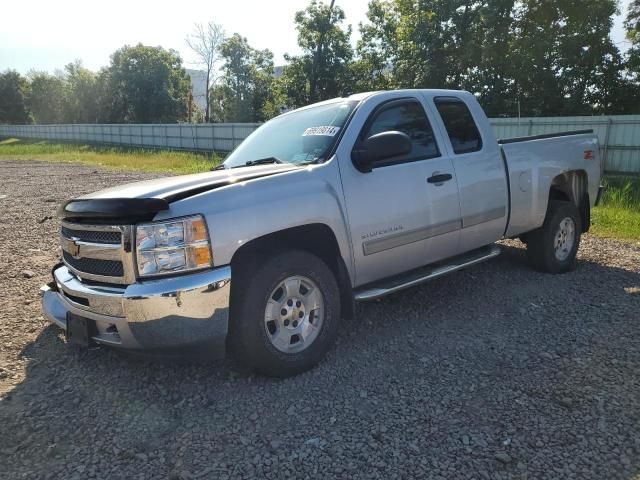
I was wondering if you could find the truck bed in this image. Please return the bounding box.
[498,129,601,238]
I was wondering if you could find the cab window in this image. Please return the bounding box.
[434,97,483,154]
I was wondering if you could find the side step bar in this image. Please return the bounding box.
[354,245,501,301]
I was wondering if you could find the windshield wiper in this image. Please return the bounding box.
[210,164,226,171]
[242,157,286,167]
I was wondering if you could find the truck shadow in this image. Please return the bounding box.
[2,243,639,479]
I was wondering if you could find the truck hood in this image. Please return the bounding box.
[82,164,299,201]
[60,164,300,221]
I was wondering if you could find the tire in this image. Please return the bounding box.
[526,200,582,273]
[229,250,341,377]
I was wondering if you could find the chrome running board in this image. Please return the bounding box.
[354,245,501,301]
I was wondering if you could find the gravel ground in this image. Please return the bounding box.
[1,160,639,480]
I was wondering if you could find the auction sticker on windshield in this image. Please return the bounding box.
[303,126,340,137]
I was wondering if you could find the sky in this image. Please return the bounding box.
[0,0,633,75]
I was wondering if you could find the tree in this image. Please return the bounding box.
[447,0,516,116]
[510,0,628,116]
[626,1,640,78]
[352,0,396,92]
[186,21,225,122]
[28,71,66,124]
[94,67,116,123]
[105,44,192,123]
[280,0,353,107]
[0,70,31,124]
[60,61,102,123]
[211,34,276,122]
[356,0,630,116]
[357,0,510,93]
[620,0,640,113]
[358,0,457,91]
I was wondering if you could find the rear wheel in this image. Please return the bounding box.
[526,200,581,273]
[229,250,340,377]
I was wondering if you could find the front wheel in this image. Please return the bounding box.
[229,250,340,377]
[526,200,582,273]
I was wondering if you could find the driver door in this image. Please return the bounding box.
[338,96,462,287]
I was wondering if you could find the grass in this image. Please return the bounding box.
[0,137,638,243]
[0,138,221,174]
[591,175,640,244]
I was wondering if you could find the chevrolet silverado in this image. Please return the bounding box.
[41,89,603,376]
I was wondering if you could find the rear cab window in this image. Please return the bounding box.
[434,97,482,154]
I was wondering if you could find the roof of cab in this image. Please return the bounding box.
[348,89,472,101]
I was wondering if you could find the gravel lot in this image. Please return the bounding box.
[1,160,639,480]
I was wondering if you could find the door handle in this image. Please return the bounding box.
[427,173,453,184]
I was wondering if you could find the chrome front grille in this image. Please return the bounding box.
[60,221,134,285]
[61,226,121,244]
[62,251,125,277]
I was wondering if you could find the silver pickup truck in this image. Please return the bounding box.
[41,89,603,376]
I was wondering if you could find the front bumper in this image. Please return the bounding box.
[41,264,231,354]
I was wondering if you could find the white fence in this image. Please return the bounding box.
[1,115,639,173]
[0,123,260,153]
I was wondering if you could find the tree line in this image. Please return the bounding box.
[2,0,640,125]
[0,46,192,125]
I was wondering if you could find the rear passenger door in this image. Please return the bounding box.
[430,95,508,252]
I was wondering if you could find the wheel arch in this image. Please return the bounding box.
[549,170,590,233]
[230,223,356,320]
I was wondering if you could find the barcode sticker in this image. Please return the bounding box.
[302,126,340,137]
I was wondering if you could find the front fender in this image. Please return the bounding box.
[154,160,355,282]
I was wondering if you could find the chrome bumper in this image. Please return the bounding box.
[41,264,231,353]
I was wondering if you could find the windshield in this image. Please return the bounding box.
[223,100,358,168]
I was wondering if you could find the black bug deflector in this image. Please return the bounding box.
[58,164,300,222]
[58,197,170,222]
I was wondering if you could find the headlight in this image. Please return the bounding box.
[135,215,212,277]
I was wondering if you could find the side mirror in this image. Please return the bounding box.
[352,131,412,173]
